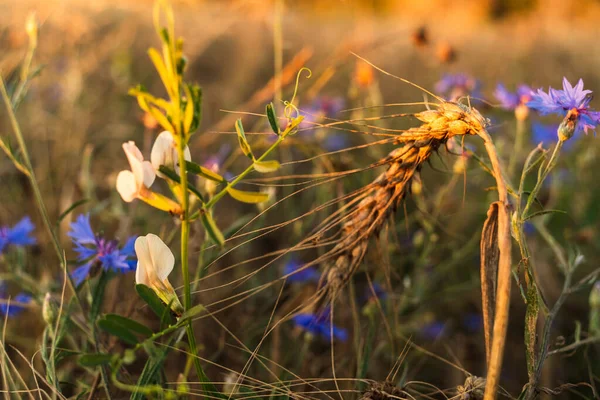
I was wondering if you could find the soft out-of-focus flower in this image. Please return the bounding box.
[435,73,480,101]
[355,60,374,88]
[300,96,345,130]
[462,313,483,333]
[283,259,319,284]
[527,77,600,139]
[322,134,349,152]
[436,42,456,64]
[0,282,32,318]
[203,145,232,195]
[117,141,156,202]
[419,320,446,339]
[135,234,183,316]
[151,131,191,178]
[365,282,387,302]
[0,217,36,255]
[494,84,533,110]
[68,214,136,285]
[293,307,348,342]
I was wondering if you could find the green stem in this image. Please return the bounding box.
[205,134,285,209]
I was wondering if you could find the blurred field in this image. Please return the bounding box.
[2,0,600,398]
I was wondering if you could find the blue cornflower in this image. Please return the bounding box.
[68,214,136,286]
[435,73,481,102]
[0,217,36,255]
[494,84,533,110]
[292,307,348,342]
[283,259,320,284]
[300,96,345,130]
[419,320,446,339]
[462,313,483,333]
[0,283,32,318]
[322,134,349,152]
[527,77,600,137]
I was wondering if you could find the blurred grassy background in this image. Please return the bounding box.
[2,0,600,397]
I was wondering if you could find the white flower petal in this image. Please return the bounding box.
[144,233,175,281]
[122,141,147,189]
[116,170,138,202]
[142,161,156,188]
[151,131,175,174]
[135,261,149,286]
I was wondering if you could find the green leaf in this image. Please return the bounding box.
[179,304,206,322]
[183,84,194,134]
[200,212,225,247]
[97,317,139,345]
[227,187,269,204]
[266,103,280,135]
[57,199,89,224]
[235,119,253,159]
[524,209,567,221]
[253,160,280,173]
[78,353,114,367]
[185,161,225,182]
[103,314,153,338]
[135,284,175,327]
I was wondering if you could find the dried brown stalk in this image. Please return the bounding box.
[321,102,489,298]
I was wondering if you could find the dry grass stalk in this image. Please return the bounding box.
[322,101,489,298]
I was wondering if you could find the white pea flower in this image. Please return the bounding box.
[151,131,191,178]
[116,141,156,202]
[135,234,183,316]
[116,141,182,214]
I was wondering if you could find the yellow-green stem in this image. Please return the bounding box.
[205,134,285,209]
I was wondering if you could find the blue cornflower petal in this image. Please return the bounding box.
[98,249,130,272]
[527,89,562,115]
[120,236,136,257]
[6,217,37,247]
[0,292,32,317]
[68,214,96,245]
[293,314,323,336]
[284,260,320,283]
[323,134,348,152]
[71,262,94,286]
[532,122,559,145]
[73,241,98,261]
[435,73,481,101]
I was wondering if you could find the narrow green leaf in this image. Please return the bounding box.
[524,209,567,221]
[89,270,109,322]
[227,187,269,204]
[97,317,139,345]
[78,353,114,367]
[103,314,153,338]
[235,119,253,159]
[57,199,88,224]
[179,304,206,322]
[135,284,175,326]
[148,47,174,99]
[185,161,225,182]
[253,160,280,173]
[266,103,280,135]
[183,84,194,134]
[200,212,225,246]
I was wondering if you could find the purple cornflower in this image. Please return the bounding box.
[322,134,349,152]
[283,259,320,284]
[0,217,36,255]
[68,214,136,286]
[0,282,32,318]
[494,84,533,110]
[435,73,481,102]
[300,96,345,130]
[527,77,600,137]
[292,307,348,342]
